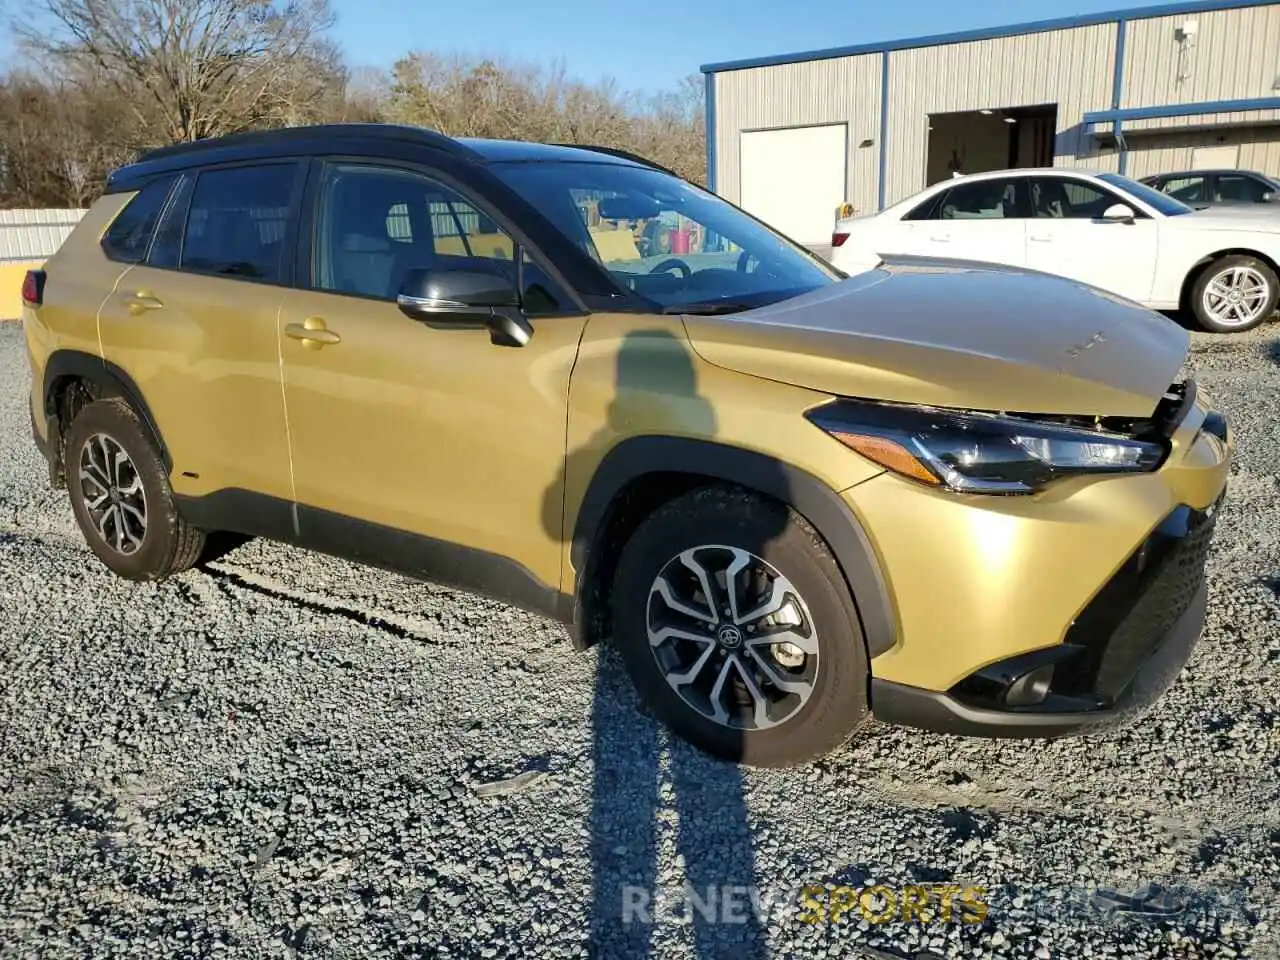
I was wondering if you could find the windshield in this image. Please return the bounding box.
[1098,173,1195,217]
[489,161,842,311]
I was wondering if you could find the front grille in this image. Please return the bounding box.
[1054,497,1220,704]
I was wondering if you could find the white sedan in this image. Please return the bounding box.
[831,168,1280,333]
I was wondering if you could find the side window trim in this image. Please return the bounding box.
[301,157,585,315]
[145,171,195,268]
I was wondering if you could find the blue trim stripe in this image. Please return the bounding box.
[700,0,1271,74]
[1084,96,1280,124]
[877,52,889,211]
[705,73,717,192]
[1112,19,1128,174]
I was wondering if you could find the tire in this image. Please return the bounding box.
[611,485,870,768]
[64,398,205,581]
[1190,254,1279,333]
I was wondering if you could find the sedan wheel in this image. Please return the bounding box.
[1202,265,1270,328]
[1192,255,1278,333]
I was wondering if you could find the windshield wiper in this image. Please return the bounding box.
[661,300,754,316]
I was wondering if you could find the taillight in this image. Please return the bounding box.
[831,232,850,248]
[21,269,45,306]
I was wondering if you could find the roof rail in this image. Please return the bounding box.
[552,144,682,179]
[136,123,469,163]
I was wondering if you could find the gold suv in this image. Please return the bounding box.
[24,125,1232,766]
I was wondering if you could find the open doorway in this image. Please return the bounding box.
[926,104,1058,185]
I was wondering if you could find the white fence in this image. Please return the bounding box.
[0,209,88,263]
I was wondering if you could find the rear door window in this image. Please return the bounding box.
[1156,176,1207,204]
[935,178,1026,219]
[180,164,299,283]
[102,176,177,263]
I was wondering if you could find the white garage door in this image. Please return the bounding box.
[1190,144,1240,169]
[740,124,848,247]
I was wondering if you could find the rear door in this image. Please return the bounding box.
[97,161,304,510]
[909,176,1030,267]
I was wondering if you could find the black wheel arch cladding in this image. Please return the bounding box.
[42,349,172,471]
[571,436,897,659]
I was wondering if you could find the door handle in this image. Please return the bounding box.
[1029,234,1053,243]
[929,234,951,242]
[126,290,164,315]
[285,317,341,348]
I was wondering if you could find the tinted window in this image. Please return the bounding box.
[181,164,297,282]
[314,163,564,313]
[1216,174,1271,202]
[102,176,175,262]
[936,179,1023,220]
[490,161,839,312]
[1029,178,1121,219]
[904,192,946,221]
[1156,176,1206,203]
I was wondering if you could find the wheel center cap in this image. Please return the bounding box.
[109,488,120,503]
[716,624,743,650]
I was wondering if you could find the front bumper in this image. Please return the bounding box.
[870,568,1208,742]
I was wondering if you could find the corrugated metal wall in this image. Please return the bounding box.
[709,2,1280,212]
[1125,126,1280,176]
[1122,4,1280,130]
[882,25,1118,204]
[712,55,882,215]
[0,209,87,263]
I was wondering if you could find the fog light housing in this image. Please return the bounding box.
[1004,663,1054,707]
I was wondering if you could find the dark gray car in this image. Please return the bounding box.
[1139,169,1279,208]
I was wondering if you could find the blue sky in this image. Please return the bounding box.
[1,1,1184,94]
[331,0,1173,91]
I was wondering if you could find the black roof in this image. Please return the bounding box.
[109,123,659,191]
[1141,168,1276,180]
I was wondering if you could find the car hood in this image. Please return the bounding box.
[681,259,1189,417]
[1178,207,1280,231]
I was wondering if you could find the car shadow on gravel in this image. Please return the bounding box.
[543,328,774,958]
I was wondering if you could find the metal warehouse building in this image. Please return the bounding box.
[701,0,1280,250]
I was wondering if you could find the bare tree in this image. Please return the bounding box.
[16,0,338,143]
[383,52,706,183]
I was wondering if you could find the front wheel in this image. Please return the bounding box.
[1190,255,1278,333]
[611,486,870,768]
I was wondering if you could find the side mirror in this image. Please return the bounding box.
[396,267,533,347]
[1101,203,1136,224]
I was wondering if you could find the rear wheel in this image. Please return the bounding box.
[64,398,205,581]
[1190,255,1278,333]
[611,486,870,767]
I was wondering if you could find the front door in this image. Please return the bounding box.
[1023,176,1159,304]
[277,160,588,602]
[96,162,303,507]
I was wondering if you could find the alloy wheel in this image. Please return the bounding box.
[1202,265,1271,328]
[78,432,148,555]
[646,545,820,731]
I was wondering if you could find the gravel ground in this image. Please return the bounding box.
[1,318,1278,960]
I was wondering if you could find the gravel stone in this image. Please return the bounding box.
[0,320,1277,958]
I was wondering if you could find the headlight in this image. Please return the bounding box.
[807,398,1167,494]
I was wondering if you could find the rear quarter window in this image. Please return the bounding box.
[101,176,177,263]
